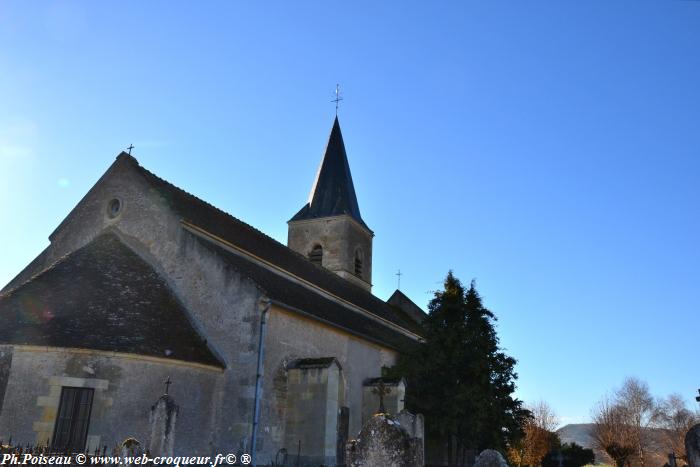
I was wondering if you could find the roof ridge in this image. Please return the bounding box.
[190,234,419,349]
[128,157,305,258]
[136,161,278,243]
[126,156,393,307]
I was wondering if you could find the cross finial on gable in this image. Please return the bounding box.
[164,376,172,395]
[127,144,134,155]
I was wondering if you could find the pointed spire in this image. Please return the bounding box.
[290,117,369,230]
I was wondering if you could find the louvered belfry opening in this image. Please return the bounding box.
[309,244,323,266]
[354,251,363,277]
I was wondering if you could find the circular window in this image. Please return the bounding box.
[107,198,122,218]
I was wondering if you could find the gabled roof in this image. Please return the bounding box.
[290,117,369,230]
[0,233,223,368]
[388,290,427,324]
[119,154,423,343]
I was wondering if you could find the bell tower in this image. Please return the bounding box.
[288,117,373,291]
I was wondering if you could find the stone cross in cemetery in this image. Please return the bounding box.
[372,380,391,414]
[149,379,179,457]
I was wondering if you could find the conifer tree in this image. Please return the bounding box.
[389,272,527,464]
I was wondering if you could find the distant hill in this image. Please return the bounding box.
[557,423,671,466]
[557,423,597,450]
[557,424,607,463]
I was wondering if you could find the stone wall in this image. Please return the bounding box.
[1,157,265,454]
[259,305,397,464]
[283,359,344,466]
[287,215,373,290]
[0,346,221,455]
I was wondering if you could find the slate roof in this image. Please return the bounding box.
[188,232,419,350]
[122,153,424,344]
[387,290,427,324]
[0,233,223,368]
[289,117,369,230]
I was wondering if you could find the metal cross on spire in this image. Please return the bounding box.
[331,84,343,115]
[127,144,134,155]
[396,270,403,290]
[163,376,172,395]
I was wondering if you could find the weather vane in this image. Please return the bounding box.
[331,84,343,115]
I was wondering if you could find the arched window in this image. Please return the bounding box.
[309,244,323,266]
[354,249,363,277]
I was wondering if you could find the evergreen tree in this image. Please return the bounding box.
[542,443,595,467]
[389,272,527,464]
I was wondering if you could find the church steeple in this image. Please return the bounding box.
[289,117,368,229]
[288,116,374,291]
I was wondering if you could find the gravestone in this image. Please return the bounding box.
[346,413,423,467]
[120,438,143,458]
[686,424,700,467]
[149,393,179,456]
[474,449,509,467]
[396,410,424,459]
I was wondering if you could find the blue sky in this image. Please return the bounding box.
[1,1,699,425]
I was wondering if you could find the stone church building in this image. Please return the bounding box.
[0,117,425,465]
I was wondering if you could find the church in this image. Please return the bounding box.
[0,116,426,465]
